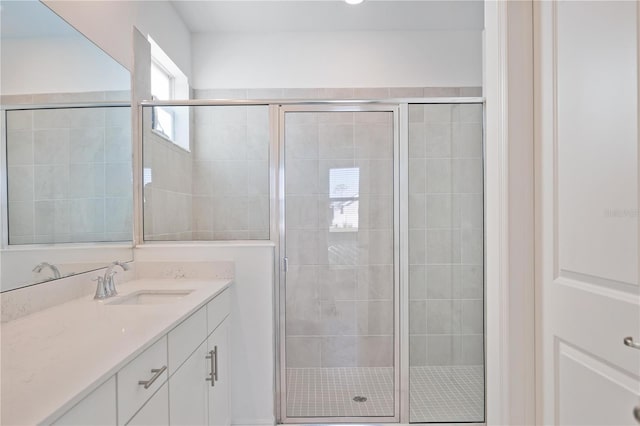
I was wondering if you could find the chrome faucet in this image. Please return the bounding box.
[102,261,130,298]
[32,262,61,280]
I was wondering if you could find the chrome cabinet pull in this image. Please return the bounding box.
[633,405,640,424]
[206,348,216,387]
[624,337,640,350]
[138,365,167,389]
[214,345,219,382]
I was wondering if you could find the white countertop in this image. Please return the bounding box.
[1,278,232,426]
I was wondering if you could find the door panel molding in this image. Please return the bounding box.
[557,271,638,296]
[557,339,640,425]
[554,0,639,288]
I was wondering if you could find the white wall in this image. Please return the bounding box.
[1,37,130,95]
[42,0,192,80]
[192,30,482,89]
[134,243,276,426]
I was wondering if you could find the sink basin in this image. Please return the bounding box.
[107,290,194,306]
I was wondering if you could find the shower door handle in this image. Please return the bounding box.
[283,257,289,272]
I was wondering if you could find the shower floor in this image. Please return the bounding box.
[286,365,484,421]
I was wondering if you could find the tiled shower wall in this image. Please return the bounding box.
[284,110,395,370]
[408,104,484,367]
[190,105,270,240]
[142,102,270,241]
[143,124,193,241]
[5,91,132,244]
[142,89,481,247]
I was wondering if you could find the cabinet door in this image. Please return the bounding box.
[169,341,209,425]
[52,376,116,425]
[207,320,230,426]
[127,382,169,426]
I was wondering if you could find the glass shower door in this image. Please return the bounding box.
[281,106,398,420]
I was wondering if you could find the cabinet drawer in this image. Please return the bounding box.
[117,337,168,425]
[168,306,207,373]
[126,382,169,426]
[207,288,230,334]
[52,376,116,425]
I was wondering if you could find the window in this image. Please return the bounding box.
[329,167,360,232]
[151,61,175,141]
[151,61,172,101]
[148,36,190,151]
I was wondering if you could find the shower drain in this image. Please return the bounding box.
[353,396,367,403]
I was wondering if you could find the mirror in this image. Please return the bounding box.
[0,0,133,292]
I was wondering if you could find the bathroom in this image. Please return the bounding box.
[1,1,639,426]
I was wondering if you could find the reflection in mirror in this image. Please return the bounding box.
[6,107,132,245]
[1,0,133,292]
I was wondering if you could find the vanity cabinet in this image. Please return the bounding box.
[49,287,231,426]
[52,377,117,426]
[169,340,209,425]
[170,289,231,426]
[118,337,168,425]
[207,319,230,426]
[127,383,169,426]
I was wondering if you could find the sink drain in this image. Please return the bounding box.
[353,396,367,403]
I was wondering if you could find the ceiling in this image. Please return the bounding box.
[170,0,484,33]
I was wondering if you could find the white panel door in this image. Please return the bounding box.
[536,1,640,425]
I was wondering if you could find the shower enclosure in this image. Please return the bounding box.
[140,97,484,424]
[278,101,484,423]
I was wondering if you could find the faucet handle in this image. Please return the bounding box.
[105,271,118,297]
[93,276,107,300]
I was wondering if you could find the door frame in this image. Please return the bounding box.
[275,103,402,424]
[484,1,536,425]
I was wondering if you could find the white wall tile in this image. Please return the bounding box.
[69,128,105,163]
[425,123,452,158]
[34,165,69,200]
[7,166,34,202]
[69,164,105,198]
[34,129,69,165]
[8,201,34,238]
[7,130,33,165]
[6,110,32,131]
[452,123,483,158]
[34,200,70,236]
